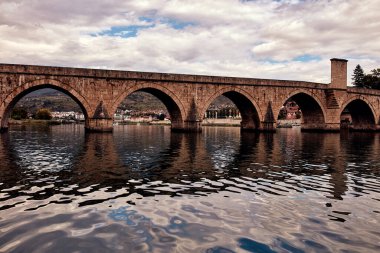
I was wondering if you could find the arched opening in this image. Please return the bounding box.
[203,91,260,131]
[114,88,184,130]
[277,99,302,128]
[277,92,325,131]
[2,85,88,130]
[340,99,376,131]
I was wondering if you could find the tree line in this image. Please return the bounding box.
[352,65,380,89]
[11,107,52,120]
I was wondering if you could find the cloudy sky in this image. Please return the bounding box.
[0,0,379,83]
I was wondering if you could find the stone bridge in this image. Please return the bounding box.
[0,58,379,132]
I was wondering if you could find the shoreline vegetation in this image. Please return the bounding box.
[9,119,79,126]
[9,119,303,128]
[9,119,244,127]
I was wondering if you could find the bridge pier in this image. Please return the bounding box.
[173,120,202,132]
[323,123,341,132]
[347,124,378,132]
[258,121,276,132]
[301,123,341,132]
[85,118,113,132]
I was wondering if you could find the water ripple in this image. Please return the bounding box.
[0,125,379,252]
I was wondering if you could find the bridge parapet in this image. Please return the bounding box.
[0,63,328,88]
[347,87,380,95]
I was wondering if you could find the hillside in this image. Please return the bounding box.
[17,90,81,113]
[14,88,235,114]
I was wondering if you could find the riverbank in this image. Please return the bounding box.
[202,118,241,127]
[9,119,84,126]
[115,119,242,127]
[114,120,171,126]
[277,119,301,128]
[9,118,302,128]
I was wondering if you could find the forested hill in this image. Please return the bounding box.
[16,89,168,114]
[17,89,82,113]
[15,88,233,114]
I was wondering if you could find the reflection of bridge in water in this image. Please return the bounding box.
[1,126,380,208]
[1,59,380,132]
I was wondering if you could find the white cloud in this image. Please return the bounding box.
[0,0,379,83]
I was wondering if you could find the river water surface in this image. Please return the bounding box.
[0,125,379,253]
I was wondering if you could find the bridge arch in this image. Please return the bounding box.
[277,90,326,130]
[0,79,91,130]
[200,87,262,130]
[340,96,377,131]
[111,83,186,130]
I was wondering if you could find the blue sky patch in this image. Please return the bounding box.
[92,16,195,39]
[141,15,195,30]
[93,24,154,38]
[293,54,321,62]
[139,16,155,23]
[258,58,288,64]
[163,18,195,29]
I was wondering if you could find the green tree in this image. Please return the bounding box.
[352,64,365,87]
[277,107,287,120]
[157,113,166,120]
[11,107,28,120]
[35,108,52,120]
[363,68,380,89]
[295,110,302,119]
[371,68,380,77]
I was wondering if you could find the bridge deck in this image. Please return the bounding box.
[0,63,327,89]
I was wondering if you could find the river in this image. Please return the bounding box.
[0,124,379,252]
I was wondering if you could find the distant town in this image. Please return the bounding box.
[11,99,302,129]
[9,86,308,127]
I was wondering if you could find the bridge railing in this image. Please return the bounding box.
[0,63,329,88]
[347,86,380,95]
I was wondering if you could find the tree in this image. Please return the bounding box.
[277,106,287,120]
[11,107,28,120]
[35,108,52,120]
[352,64,365,87]
[295,110,302,119]
[157,113,166,120]
[371,68,380,77]
[363,68,380,89]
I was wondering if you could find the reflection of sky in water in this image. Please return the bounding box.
[209,141,238,171]
[101,190,380,252]
[108,206,155,251]
[0,125,380,252]
[113,125,173,172]
[8,125,84,173]
[204,127,240,171]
